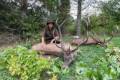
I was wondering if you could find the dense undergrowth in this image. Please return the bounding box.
[0,37,120,80]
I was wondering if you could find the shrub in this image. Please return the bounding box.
[0,46,52,80]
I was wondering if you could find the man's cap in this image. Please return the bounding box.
[47,20,55,25]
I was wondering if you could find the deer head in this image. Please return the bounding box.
[54,18,88,68]
[90,33,113,47]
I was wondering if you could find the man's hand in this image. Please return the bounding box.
[41,42,46,49]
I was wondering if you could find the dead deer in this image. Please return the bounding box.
[71,34,113,47]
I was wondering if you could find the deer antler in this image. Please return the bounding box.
[55,18,68,52]
[71,37,88,52]
[104,33,113,43]
[90,32,113,46]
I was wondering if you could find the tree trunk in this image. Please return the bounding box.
[20,0,28,17]
[76,0,82,37]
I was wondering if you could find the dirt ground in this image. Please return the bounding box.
[0,32,21,50]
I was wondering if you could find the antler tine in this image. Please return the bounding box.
[104,33,113,43]
[103,38,106,43]
[54,18,68,52]
[71,37,88,52]
[89,31,101,43]
[59,18,68,28]
[54,42,65,52]
[69,45,71,53]
[90,35,101,43]
[55,18,59,26]
[58,20,65,52]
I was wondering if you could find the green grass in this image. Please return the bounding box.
[111,37,120,47]
[63,36,120,67]
[57,36,120,79]
[0,69,18,80]
[78,45,105,65]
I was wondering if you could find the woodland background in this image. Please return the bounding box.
[0,0,120,80]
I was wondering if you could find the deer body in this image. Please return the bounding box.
[32,42,78,68]
[71,38,100,45]
[32,43,75,55]
[71,36,113,46]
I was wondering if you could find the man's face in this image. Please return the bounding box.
[48,23,53,29]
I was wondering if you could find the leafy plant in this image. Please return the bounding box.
[0,46,52,80]
[0,69,18,80]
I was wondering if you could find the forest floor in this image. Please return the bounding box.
[0,32,21,51]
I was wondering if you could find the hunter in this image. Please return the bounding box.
[32,20,61,52]
[42,20,60,44]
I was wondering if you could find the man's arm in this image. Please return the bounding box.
[41,30,45,43]
[42,36,45,43]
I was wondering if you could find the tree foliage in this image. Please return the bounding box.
[101,0,120,33]
[0,0,120,38]
[0,0,71,38]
